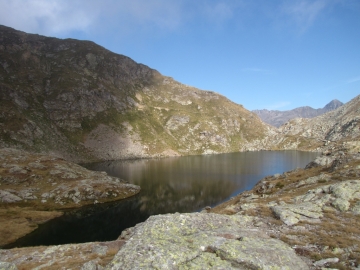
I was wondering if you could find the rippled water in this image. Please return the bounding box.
[6,151,319,248]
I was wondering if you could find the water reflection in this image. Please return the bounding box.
[89,151,318,212]
[6,151,318,247]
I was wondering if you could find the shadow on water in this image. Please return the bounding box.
[5,151,319,248]
[4,194,146,249]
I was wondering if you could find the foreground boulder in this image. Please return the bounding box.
[107,213,308,269]
[0,213,308,269]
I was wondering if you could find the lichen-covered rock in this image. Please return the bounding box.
[351,201,360,214]
[271,180,360,225]
[81,260,104,270]
[0,262,17,270]
[332,198,350,212]
[330,180,360,201]
[107,213,308,270]
[307,155,335,167]
[0,240,123,270]
[271,202,323,226]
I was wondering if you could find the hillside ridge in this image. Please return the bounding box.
[0,25,275,162]
[253,99,343,128]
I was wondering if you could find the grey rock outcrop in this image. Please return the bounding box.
[0,148,140,208]
[0,148,140,247]
[107,213,308,269]
[0,190,22,203]
[271,180,360,225]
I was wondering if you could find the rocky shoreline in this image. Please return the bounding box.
[0,148,140,248]
[211,140,360,269]
[0,141,358,269]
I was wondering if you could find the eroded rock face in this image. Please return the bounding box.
[107,213,309,270]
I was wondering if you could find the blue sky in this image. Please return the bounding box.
[0,0,359,111]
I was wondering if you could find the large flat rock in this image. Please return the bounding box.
[107,212,308,270]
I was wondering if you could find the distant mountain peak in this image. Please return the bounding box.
[253,99,343,127]
[324,99,343,110]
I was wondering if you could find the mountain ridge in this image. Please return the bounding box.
[0,25,275,162]
[253,99,343,128]
[279,95,360,142]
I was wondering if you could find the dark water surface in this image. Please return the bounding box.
[6,151,319,248]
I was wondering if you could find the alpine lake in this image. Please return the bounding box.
[7,151,319,248]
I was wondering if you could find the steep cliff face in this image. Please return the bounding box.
[0,25,274,162]
[253,99,343,128]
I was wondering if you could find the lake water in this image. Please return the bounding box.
[6,151,319,248]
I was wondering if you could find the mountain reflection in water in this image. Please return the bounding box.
[89,151,319,213]
[6,151,319,248]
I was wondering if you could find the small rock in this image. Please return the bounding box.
[8,165,27,174]
[313,257,339,267]
[0,190,22,203]
[28,162,46,169]
[240,203,258,210]
[351,201,360,214]
[332,198,350,212]
[92,245,108,255]
[81,260,103,270]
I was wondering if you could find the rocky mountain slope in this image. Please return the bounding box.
[279,95,360,142]
[265,94,360,153]
[0,25,275,162]
[253,99,343,127]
